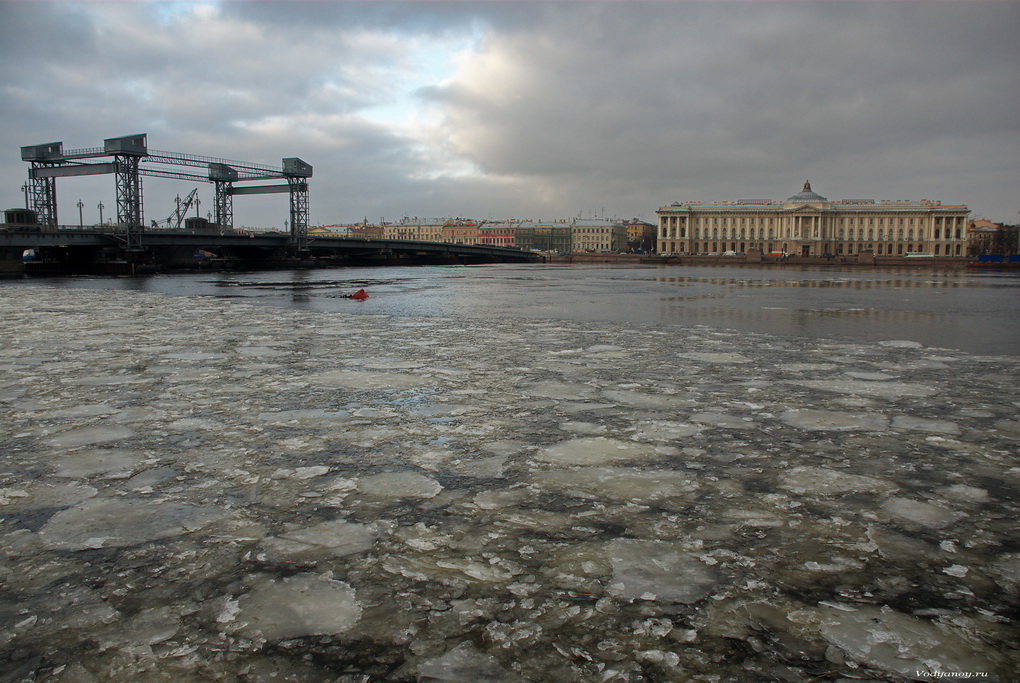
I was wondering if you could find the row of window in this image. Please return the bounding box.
[661,241,965,256]
[660,214,964,229]
[661,227,966,241]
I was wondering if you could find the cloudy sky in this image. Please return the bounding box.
[2,1,1018,229]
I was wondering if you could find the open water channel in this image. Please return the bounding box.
[0,263,1018,681]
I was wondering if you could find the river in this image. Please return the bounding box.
[11,262,1020,356]
[0,264,1017,681]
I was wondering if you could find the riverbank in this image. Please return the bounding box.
[548,252,989,269]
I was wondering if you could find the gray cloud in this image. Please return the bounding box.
[2,1,1017,227]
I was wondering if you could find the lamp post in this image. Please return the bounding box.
[77,199,84,229]
[98,201,104,226]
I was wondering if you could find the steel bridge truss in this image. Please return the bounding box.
[21,134,312,251]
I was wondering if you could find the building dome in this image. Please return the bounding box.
[787,180,827,203]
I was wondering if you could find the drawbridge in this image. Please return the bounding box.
[21,134,312,251]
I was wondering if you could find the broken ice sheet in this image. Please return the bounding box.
[606,539,720,603]
[258,519,383,563]
[39,497,226,550]
[225,573,361,641]
[535,437,664,466]
[1,285,1018,682]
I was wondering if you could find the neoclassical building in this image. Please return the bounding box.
[657,182,970,258]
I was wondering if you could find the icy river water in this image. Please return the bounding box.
[0,264,1018,682]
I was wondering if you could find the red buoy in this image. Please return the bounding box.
[350,288,369,300]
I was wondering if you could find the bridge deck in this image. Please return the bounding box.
[1,228,540,275]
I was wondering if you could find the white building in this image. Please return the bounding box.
[657,181,969,258]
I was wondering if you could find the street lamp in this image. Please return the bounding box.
[77,199,84,229]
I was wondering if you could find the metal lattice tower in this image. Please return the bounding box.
[213,180,234,230]
[28,164,58,227]
[288,179,309,251]
[284,158,312,252]
[114,155,144,249]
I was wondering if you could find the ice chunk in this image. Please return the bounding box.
[987,552,1020,592]
[891,415,961,435]
[356,471,443,499]
[878,340,923,348]
[313,369,430,390]
[815,605,1003,678]
[939,484,989,503]
[40,497,225,550]
[418,642,526,682]
[97,606,180,648]
[788,378,936,398]
[259,520,382,562]
[780,466,898,496]
[844,371,898,380]
[679,352,750,363]
[51,448,141,479]
[230,573,361,640]
[780,409,889,431]
[630,420,702,441]
[602,389,690,410]
[534,467,698,502]
[881,497,964,529]
[45,425,135,449]
[536,437,661,466]
[690,412,754,429]
[292,465,330,480]
[525,380,597,400]
[435,558,514,582]
[472,489,532,510]
[0,481,97,511]
[606,539,719,603]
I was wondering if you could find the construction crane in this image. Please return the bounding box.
[151,188,199,230]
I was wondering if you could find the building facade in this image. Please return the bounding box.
[478,221,518,248]
[657,182,970,258]
[623,218,657,252]
[571,219,629,253]
[515,221,572,253]
[441,219,479,245]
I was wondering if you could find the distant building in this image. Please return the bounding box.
[622,218,656,251]
[384,217,445,242]
[348,222,384,239]
[478,220,518,248]
[571,218,629,253]
[967,219,1002,256]
[656,181,970,257]
[515,220,572,253]
[441,219,479,245]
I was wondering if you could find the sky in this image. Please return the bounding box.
[1,0,1018,230]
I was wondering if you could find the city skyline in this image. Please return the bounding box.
[2,1,1018,228]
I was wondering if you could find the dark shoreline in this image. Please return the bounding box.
[550,252,1014,270]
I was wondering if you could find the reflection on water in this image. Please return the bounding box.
[5,263,1018,356]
